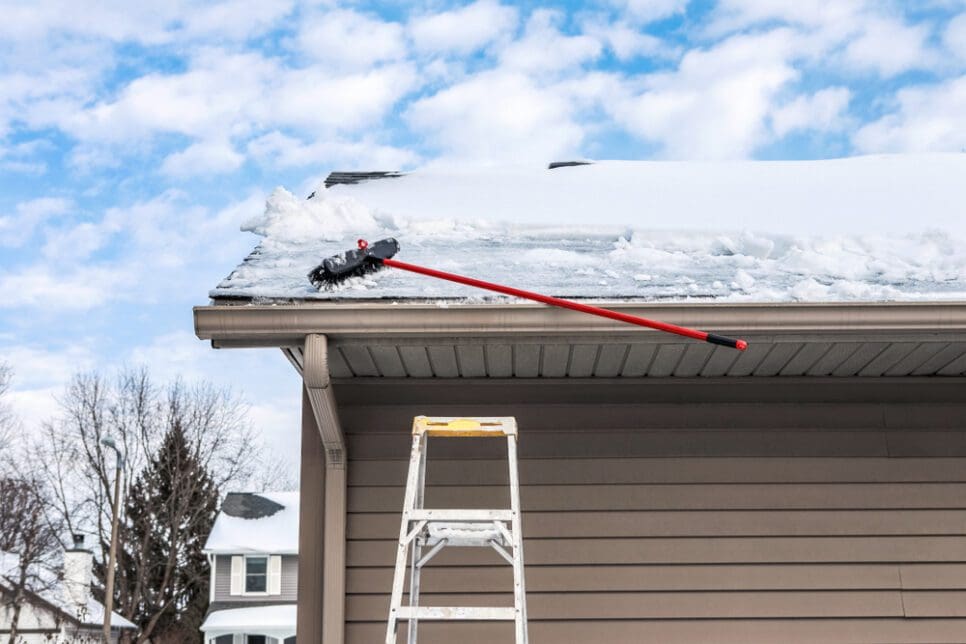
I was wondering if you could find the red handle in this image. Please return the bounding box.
[379,256,747,350]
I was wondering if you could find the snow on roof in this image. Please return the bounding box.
[204,491,299,555]
[0,550,136,629]
[201,603,296,631]
[212,155,966,303]
[70,594,137,629]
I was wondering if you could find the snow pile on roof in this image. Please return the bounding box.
[213,155,966,303]
[201,604,296,631]
[0,549,136,629]
[204,491,299,554]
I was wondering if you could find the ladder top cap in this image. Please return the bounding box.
[413,416,518,437]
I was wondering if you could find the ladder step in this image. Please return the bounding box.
[409,509,513,521]
[395,606,516,621]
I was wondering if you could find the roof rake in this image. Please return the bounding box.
[309,238,747,351]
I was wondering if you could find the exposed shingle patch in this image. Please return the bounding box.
[548,160,592,169]
[321,171,404,191]
[221,492,285,519]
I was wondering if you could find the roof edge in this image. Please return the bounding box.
[194,301,966,348]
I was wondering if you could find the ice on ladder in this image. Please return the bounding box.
[386,416,529,644]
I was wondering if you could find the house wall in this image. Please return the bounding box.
[212,555,298,603]
[334,378,966,643]
[0,593,61,642]
[0,591,123,644]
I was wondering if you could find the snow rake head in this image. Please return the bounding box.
[308,238,399,289]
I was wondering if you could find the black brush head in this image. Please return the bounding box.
[308,237,400,289]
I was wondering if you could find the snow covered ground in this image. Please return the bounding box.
[212,155,966,303]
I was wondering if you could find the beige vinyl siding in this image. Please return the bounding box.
[213,554,298,602]
[339,379,966,643]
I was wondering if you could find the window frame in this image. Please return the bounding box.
[242,554,270,596]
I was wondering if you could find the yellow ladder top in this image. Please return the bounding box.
[412,416,518,437]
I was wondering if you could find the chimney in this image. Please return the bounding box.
[63,533,93,613]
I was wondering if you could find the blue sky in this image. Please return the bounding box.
[2,0,966,470]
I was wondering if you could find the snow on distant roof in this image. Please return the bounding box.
[71,594,137,629]
[0,550,135,629]
[212,155,966,303]
[204,492,299,554]
[201,604,296,631]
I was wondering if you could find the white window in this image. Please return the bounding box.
[245,556,268,593]
[230,554,282,596]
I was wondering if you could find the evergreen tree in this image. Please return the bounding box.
[119,419,219,642]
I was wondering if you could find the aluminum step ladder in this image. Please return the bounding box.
[386,416,529,644]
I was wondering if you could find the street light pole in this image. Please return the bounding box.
[101,437,125,644]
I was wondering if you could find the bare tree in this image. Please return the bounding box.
[35,368,261,642]
[244,447,299,492]
[0,363,16,463]
[0,475,63,644]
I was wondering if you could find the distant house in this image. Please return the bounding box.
[201,492,298,644]
[195,157,966,643]
[0,536,135,643]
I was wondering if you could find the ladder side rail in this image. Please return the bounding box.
[386,433,426,644]
[408,434,429,643]
[507,434,529,644]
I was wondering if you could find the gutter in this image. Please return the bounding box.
[194,301,966,348]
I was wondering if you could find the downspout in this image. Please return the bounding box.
[303,334,347,644]
[207,553,215,604]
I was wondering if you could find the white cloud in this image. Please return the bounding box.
[409,0,519,55]
[161,139,245,177]
[295,9,407,69]
[247,131,419,169]
[58,47,418,172]
[580,18,670,60]
[245,398,301,467]
[609,29,799,159]
[771,86,851,137]
[499,9,602,72]
[0,343,96,390]
[41,219,115,261]
[267,64,418,134]
[0,52,107,142]
[127,330,218,383]
[96,189,261,271]
[178,0,294,41]
[0,197,73,247]
[0,0,293,45]
[853,75,966,152]
[62,49,277,143]
[613,0,690,24]
[0,264,134,310]
[709,1,940,76]
[406,70,588,163]
[841,16,938,76]
[6,387,59,436]
[1,340,97,440]
[6,188,263,314]
[0,139,53,175]
[943,12,966,61]
[710,0,867,32]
